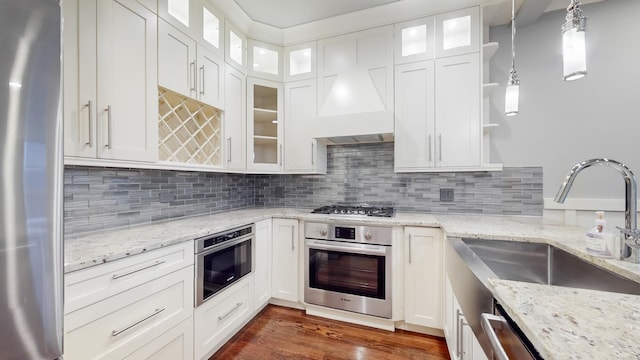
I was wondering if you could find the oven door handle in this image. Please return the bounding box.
[306,239,388,256]
[481,313,509,360]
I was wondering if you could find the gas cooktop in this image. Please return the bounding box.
[311,205,395,218]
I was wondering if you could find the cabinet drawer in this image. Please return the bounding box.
[195,277,253,359]
[123,316,194,360]
[65,241,194,313]
[64,266,194,360]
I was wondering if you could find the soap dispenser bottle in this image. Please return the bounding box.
[585,211,616,258]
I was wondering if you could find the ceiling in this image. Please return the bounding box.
[232,0,608,29]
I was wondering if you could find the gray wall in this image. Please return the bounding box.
[64,143,543,235]
[489,0,640,200]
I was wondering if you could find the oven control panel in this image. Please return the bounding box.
[304,222,392,246]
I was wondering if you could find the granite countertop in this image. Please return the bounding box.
[63,208,640,359]
[488,279,640,359]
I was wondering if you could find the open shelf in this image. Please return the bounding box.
[483,42,499,62]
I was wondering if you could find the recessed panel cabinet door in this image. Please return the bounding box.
[97,0,158,162]
[403,227,444,329]
[197,45,224,109]
[224,66,246,170]
[435,53,480,168]
[394,61,435,171]
[271,219,299,302]
[158,19,197,99]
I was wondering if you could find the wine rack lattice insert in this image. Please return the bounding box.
[158,87,222,166]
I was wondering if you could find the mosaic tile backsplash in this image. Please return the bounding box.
[64,142,543,235]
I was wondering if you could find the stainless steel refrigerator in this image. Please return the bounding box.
[0,0,64,359]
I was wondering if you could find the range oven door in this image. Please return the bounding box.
[304,239,392,318]
[196,236,252,306]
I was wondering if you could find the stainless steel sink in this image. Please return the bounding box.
[462,238,640,295]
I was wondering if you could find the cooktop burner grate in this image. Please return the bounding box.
[311,205,395,217]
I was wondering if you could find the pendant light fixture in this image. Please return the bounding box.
[505,0,519,116]
[562,0,587,81]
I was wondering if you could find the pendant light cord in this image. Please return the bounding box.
[510,0,516,72]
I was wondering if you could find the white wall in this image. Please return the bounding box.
[489,0,640,227]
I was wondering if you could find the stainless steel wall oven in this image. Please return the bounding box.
[304,222,393,318]
[195,224,254,306]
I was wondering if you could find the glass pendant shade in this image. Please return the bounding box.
[505,82,519,116]
[562,1,587,81]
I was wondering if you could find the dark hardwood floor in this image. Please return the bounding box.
[210,305,450,360]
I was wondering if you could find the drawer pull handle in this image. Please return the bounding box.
[218,302,243,321]
[112,260,166,279]
[481,313,509,360]
[111,308,165,337]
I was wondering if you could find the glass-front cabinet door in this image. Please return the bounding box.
[247,78,283,171]
[394,17,435,64]
[434,6,480,58]
[225,20,246,72]
[248,40,283,81]
[284,42,316,81]
[158,0,224,58]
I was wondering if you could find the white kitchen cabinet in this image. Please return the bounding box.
[225,20,247,73]
[254,219,273,310]
[314,25,394,138]
[194,277,253,360]
[158,0,224,58]
[247,78,284,172]
[394,60,435,171]
[284,41,316,82]
[434,53,481,168]
[445,274,488,360]
[394,16,435,64]
[248,40,283,82]
[158,19,224,109]
[224,65,247,170]
[122,317,194,360]
[435,6,480,58]
[284,79,327,173]
[403,227,444,329]
[63,0,158,163]
[395,54,480,171]
[64,265,194,360]
[271,218,299,302]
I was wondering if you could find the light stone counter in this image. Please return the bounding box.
[488,279,640,360]
[64,208,640,359]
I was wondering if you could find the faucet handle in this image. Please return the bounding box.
[616,227,640,247]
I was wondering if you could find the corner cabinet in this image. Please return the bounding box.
[247,78,284,172]
[313,25,394,138]
[403,227,444,329]
[63,0,158,163]
[271,218,299,303]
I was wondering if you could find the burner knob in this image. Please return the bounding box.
[319,228,328,236]
[364,232,373,241]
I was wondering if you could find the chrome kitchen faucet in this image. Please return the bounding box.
[554,158,640,263]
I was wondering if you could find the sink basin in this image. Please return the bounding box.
[462,238,640,295]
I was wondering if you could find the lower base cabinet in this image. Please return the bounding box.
[444,274,487,360]
[194,277,253,360]
[64,265,194,360]
[123,317,194,360]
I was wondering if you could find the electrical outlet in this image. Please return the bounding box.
[159,192,176,203]
[440,188,454,202]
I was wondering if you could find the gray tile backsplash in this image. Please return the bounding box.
[64,142,542,235]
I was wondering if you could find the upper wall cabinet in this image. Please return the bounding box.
[158,0,224,58]
[394,17,435,64]
[314,25,394,138]
[434,6,480,58]
[63,0,158,163]
[247,78,283,172]
[225,20,247,73]
[224,66,247,171]
[158,19,224,109]
[247,40,283,82]
[284,42,316,82]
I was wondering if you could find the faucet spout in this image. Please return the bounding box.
[554,158,639,261]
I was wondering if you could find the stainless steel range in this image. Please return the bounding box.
[304,220,393,319]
